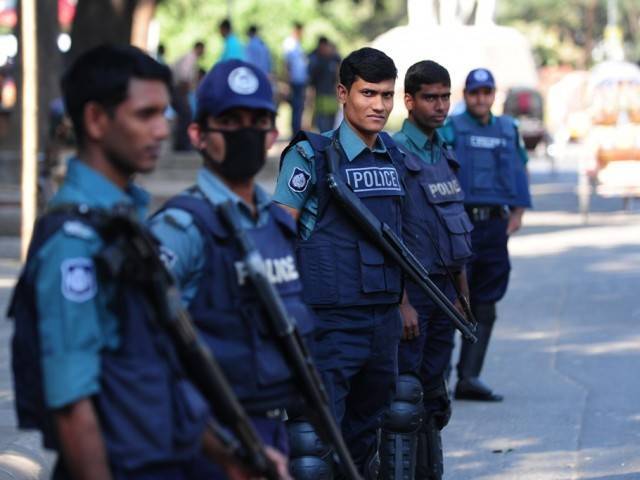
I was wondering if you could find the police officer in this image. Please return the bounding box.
[274,47,404,477]
[378,60,475,479]
[7,45,265,480]
[149,59,313,479]
[439,68,532,402]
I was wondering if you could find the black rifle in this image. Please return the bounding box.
[89,205,280,480]
[324,142,477,343]
[218,201,363,480]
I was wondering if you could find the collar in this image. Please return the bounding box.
[60,157,149,219]
[196,167,271,219]
[337,120,388,162]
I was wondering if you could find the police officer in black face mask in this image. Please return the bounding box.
[149,59,316,479]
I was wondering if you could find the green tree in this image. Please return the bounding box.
[155,0,406,73]
[497,0,640,66]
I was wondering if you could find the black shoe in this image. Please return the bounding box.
[454,377,503,402]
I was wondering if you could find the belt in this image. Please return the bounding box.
[465,205,509,222]
[245,406,288,420]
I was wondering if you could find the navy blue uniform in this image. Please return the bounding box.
[277,124,405,470]
[440,108,532,400]
[395,130,473,395]
[443,112,531,304]
[9,159,209,479]
[150,169,315,478]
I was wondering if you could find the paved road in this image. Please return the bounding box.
[444,152,640,479]
[0,148,639,479]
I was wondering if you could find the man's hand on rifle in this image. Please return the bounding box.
[400,290,420,341]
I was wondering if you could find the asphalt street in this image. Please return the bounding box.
[0,146,639,479]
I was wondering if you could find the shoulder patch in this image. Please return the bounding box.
[163,208,194,231]
[158,245,178,269]
[62,221,95,240]
[288,167,311,193]
[60,257,97,303]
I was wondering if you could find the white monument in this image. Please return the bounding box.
[372,0,538,123]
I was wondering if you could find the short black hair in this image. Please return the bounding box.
[317,36,329,46]
[247,25,258,36]
[294,22,303,30]
[61,44,172,146]
[404,60,450,95]
[220,19,231,31]
[339,47,397,90]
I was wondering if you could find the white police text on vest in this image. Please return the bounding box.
[428,179,462,198]
[234,255,300,286]
[469,135,506,149]
[345,167,402,193]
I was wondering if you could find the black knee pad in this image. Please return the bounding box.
[379,374,424,480]
[423,375,451,430]
[287,420,334,480]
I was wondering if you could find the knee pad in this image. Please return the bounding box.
[287,420,334,480]
[416,417,443,480]
[379,374,424,480]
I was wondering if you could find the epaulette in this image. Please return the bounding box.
[62,220,96,240]
[294,141,315,162]
[161,208,195,231]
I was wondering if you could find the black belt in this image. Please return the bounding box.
[465,205,509,222]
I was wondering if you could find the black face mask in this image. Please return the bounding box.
[202,128,268,181]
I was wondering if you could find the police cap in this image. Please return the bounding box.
[464,68,496,92]
[196,59,275,119]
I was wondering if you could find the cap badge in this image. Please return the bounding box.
[473,69,489,81]
[228,66,259,95]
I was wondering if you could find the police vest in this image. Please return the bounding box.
[285,130,405,308]
[157,195,314,413]
[450,114,532,207]
[401,148,474,284]
[8,208,209,470]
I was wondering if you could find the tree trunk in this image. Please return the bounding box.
[131,0,157,50]
[37,0,61,152]
[69,0,137,62]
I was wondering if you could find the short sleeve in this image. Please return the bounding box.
[35,230,103,409]
[273,141,317,211]
[148,207,205,306]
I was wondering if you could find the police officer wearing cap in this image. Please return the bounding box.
[439,68,532,402]
[149,59,314,479]
[273,47,404,477]
[6,45,270,480]
[377,60,474,479]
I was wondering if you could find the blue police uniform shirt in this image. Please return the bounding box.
[32,158,149,409]
[439,111,529,165]
[394,119,447,165]
[149,167,271,304]
[273,120,391,239]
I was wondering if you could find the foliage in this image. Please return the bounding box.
[496,0,640,66]
[155,0,406,74]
